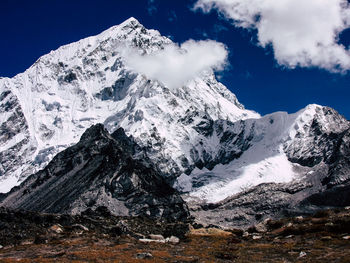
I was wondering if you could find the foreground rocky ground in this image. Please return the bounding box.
[0,207,350,262]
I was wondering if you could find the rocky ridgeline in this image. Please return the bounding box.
[0,124,189,222]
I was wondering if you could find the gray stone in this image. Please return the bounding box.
[136,252,153,259]
[255,222,267,233]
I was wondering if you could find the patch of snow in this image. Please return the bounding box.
[0,176,20,193]
[189,152,296,203]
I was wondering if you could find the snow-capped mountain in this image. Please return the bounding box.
[182,104,349,203]
[0,18,349,227]
[187,105,350,227]
[0,17,258,192]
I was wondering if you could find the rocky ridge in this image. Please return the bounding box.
[0,124,189,222]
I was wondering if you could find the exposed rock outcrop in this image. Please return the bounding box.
[0,124,189,222]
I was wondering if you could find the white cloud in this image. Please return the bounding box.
[121,40,228,89]
[194,0,350,72]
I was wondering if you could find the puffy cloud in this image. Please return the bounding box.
[121,40,228,88]
[194,0,350,72]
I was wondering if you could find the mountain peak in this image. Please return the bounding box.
[120,17,141,26]
[98,16,157,43]
[79,124,109,143]
[99,17,144,38]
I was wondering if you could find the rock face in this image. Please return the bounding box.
[0,87,36,192]
[0,124,189,222]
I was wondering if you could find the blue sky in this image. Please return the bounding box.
[1,0,350,118]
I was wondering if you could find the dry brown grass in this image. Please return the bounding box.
[1,233,350,263]
[2,209,350,262]
[189,226,233,236]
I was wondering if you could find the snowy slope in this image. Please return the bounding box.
[0,18,258,192]
[180,105,315,202]
[181,104,349,203]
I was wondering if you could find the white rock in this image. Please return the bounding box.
[168,236,180,244]
[139,238,166,243]
[148,234,165,241]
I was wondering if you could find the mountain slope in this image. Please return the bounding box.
[0,17,258,192]
[183,104,350,203]
[187,105,350,227]
[0,124,189,221]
